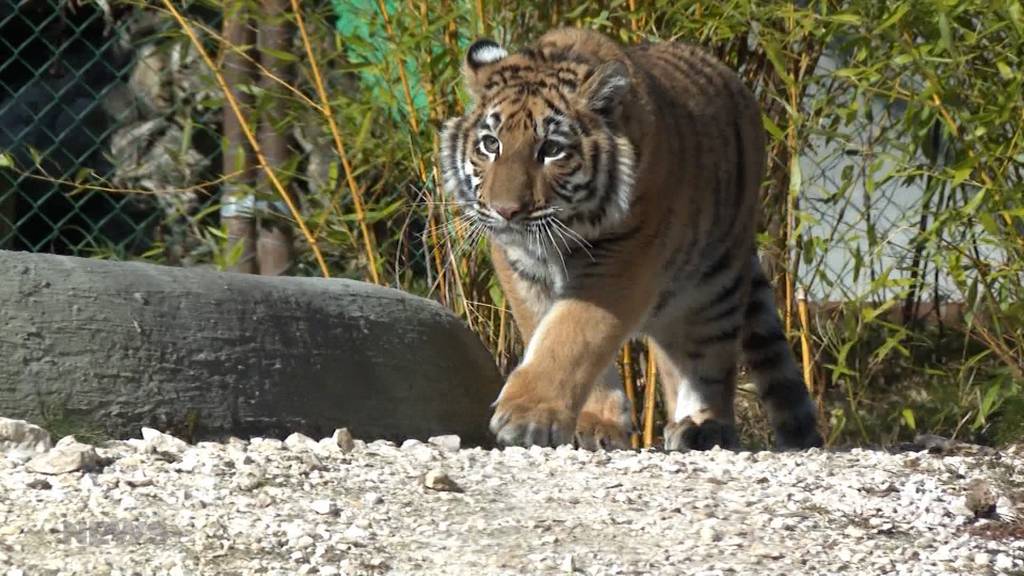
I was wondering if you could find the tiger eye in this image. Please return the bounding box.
[539,140,564,159]
[481,135,501,154]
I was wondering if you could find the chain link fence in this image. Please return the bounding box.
[2,1,149,256]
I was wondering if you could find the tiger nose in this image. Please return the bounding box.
[492,202,530,221]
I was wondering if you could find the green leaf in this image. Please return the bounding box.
[761,36,794,89]
[877,4,911,32]
[0,152,13,169]
[961,188,987,215]
[996,61,1014,80]
[902,408,916,431]
[762,114,784,142]
[259,47,299,62]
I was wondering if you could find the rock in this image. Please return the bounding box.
[363,492,383,506]
[25,478,51,490]
[25,442,100,474]
[561,553,575,573]
[54,435,81,449]
[140,427,188,454]
[401,439,423,449]
[699,525,720,543]
[973,552,992,566]
[342,524,370,542]
[309,499,336,515]
[285,433,318,452]
[0,418,52,454]
[913,433,955,454]
[422,469,463,493]
[965,478,998,519]
[249,437,285,452]
[231,467,264,491]
[330,428,356,453]
[428,435,461,452]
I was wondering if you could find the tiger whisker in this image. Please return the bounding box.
[541,220,568,280]
[549,217,595,261]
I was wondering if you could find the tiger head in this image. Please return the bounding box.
[439,36,638,245]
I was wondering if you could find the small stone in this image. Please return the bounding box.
[25,478,51,490]
[401,439,423,449]
[0,417,52,454]
[561,553,575,573]
[422,469,463,493]
[121,474,153,488]
[331,428,356,453]
[965,478,998,519]
[25,442,100,474]
[751,544,783,559]
[54,435,80,449]
[231,467,264,491]
[285,433,318,452]
[173,450,202,473]
[409,445,437,463]
[310,499,336,515]
[973,552,992,566]
[995,554,1014,571]
[342,524,369,542]
[843,526,866,538]
[250,437,285,452]
[363,492,383,506]
[428,435,461,452]
[699,525,720,543]
[141,427,188,454]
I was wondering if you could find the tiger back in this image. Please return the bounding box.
[440,28,822,451]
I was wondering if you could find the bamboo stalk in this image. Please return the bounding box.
[642,339,658,448]
[796,287,814,395]
[375,0,420,136]
[620,342,640,449]
[474,0,487,36]
[162,0,330,277]
[289,0,380,283]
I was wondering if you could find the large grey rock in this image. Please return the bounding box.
[0,250,503,446]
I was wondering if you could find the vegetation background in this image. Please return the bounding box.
[6,0,1023,448]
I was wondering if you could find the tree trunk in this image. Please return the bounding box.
[0,250,503,446]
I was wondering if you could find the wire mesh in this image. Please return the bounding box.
[2,1,144,255]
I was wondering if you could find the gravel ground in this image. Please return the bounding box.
[1,422,1023,576]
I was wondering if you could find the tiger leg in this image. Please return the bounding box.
[574,366,632,450]
[651,332,740,451]
[741,260,823,449]
[490,260,657,448]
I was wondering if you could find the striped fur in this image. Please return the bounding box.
[439,28,822,450]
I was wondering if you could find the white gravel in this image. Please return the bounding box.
[1,422,1022,575]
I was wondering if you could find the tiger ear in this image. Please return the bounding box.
[463,39,508,98]
[579,60,631,116]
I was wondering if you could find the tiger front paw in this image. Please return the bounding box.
[489,368,576,448]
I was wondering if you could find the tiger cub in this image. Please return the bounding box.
[439,28,823,451]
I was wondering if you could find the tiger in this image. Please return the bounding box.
[439,27,823,451]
